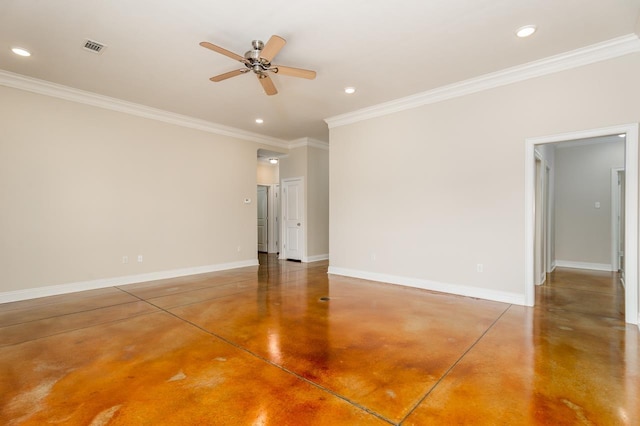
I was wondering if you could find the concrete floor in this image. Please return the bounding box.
[0,255,638,425]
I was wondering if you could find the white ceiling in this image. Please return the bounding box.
[1,0,639,142]
[554,134,626,149]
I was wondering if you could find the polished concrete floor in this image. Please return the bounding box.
[1,257,638,425]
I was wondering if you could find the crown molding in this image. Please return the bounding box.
[288,137,330,150]
[325,34,640,129]
[0,69,289,148]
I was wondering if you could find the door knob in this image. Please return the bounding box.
[297,223,301,226]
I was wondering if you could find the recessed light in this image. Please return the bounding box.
[618,134,626,138]
[516,25,537,38]
[269,158,278,164]
[344,87,356,94]
[255,118,264,124]
[11,47,31,57]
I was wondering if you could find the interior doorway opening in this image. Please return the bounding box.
[525,124,639,325]
[257,149,283,255]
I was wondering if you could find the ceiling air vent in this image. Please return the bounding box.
[83,39,106,54]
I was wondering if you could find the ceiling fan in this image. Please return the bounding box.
[200,35,316,96]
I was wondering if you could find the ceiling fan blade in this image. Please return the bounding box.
[274,65,317,80]
[199,41,244,62]
[260,35,286,62]
[210,69,247,82]
[258,74,278,96]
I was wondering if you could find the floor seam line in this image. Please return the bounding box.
[0,299,149,329]
[125,281,321,310]
[398,304,512,425]
[0,310,159,348]
[117,286,396,425]
[144,287,266,310]
[114,276,259,299]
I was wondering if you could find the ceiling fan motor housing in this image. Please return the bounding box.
[244,40,272,75]
[244,48,262,61]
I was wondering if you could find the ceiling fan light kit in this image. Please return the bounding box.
[200,35,316,96]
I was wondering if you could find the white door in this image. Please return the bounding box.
[257,185,268,252]
[282,178,304,260]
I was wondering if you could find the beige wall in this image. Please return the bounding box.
[555,141,625,265]
[330,52,640,297]
[307,146,330,257]
[279,145,330,259]
[1,86,259,293]
[257,161,279,185]
[279,146,308,180]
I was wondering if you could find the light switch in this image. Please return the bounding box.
[595,202,601,209]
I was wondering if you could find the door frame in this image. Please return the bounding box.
[545,164,553,273]
[533,152,548,285]
[280,177,305,261]
[525,123,639,325]
[611,168,624,273]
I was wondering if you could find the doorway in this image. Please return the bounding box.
[257,149,282,255]
[256,184,281,254]
[525,124,639,325]
[257,185,268,253]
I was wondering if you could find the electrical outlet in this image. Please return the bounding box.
[477,263,483,273]
[237,246,242,252]
[137,255,143,263]
[122,256,128,264]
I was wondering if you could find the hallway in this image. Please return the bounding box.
[0,258,638,424]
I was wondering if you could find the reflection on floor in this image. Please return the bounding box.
[1,257,638,425]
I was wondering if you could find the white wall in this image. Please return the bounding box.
[329,52,640,302]
[0,85,260,295]
[555,141,625,267]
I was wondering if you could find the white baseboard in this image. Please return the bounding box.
[554,260,613,272]
[327,266,525,305]
[303,254,329,263]
[549,261,557,273]
[0,259,259,304]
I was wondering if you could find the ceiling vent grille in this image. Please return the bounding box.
[83,39,105,54]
